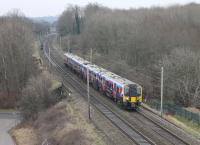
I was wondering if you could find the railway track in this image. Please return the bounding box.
[42,35,192,145]
[43,38,155,145]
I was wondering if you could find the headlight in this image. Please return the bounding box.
[125,97,129,101]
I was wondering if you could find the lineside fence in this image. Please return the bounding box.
[148,101,200,126]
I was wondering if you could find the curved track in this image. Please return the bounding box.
[43,36,154,145]
[42,34,192,145]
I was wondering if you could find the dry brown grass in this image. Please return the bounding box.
[11,126,39,145]
[37,100,86,145]
[13,96,106,145]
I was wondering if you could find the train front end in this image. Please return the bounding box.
[123,84,142,109]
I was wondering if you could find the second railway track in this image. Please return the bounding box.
[42,35,191,145]
[43,37,154,145]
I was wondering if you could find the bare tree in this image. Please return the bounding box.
[57,3,200,107]
[0,11,36,108]
[162,48,200,107]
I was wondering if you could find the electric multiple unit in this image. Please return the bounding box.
[64,53,142,109]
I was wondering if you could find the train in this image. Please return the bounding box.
[64,52,143,109]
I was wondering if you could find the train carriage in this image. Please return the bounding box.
[64,53,142,109]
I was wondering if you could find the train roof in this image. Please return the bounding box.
[64,53,91,66]
[64,53,140,87]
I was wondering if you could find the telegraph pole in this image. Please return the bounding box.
[87,48,93,120]
[160,67,164,117]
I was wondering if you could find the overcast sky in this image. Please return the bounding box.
[1,0,200,17]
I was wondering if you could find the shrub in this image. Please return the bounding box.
[19,72,64,120]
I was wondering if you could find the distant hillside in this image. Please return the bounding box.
[31,16,58,24]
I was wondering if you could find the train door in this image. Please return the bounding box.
[116,85,122,98]
[116,86,123,104]
[105,80,111,97]
[93,73,98,89]
[97,75,100,88]
[102,77,106,92]
[109,81,114,97]
[113,83,117,99]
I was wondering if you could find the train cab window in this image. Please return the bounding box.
[136,87,141,96]
[125,85,141,96]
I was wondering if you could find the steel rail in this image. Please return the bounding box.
[43,41,155,145]
[42,36,190,145]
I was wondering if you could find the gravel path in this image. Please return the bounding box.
[0,112,21,145]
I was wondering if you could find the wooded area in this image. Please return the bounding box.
[57,3,200,108]
[0,12,37,108]
[0,11,51,108]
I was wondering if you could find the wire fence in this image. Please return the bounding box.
[148,101,200,126]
